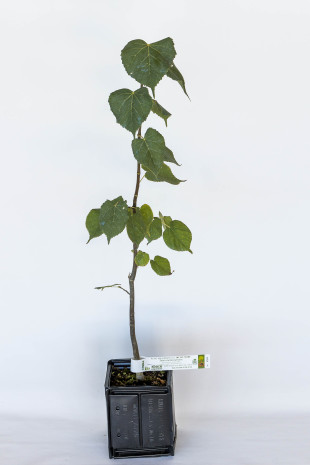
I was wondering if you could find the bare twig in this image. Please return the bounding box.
[95,284,130,295]
[117,286,130,295]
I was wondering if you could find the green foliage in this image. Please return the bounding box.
[109,87,152,135]
[150,256,172,276]
[164,216,172,227]
[126,208,147,245]
[86,209,103,243]
[159,212,172,229]
[144,163,185,185]
[151,100,171,126]
[121,38,176,94]
[146,217,162,244]
[135,251,150,266]
[86,37,193,288]
[140,204,153,231]
[99,196,129,244]
[166,63,190,99]
[163,146,180,166]
[132,128,165,175]
[133,128,182,184]
[163,220,193,253]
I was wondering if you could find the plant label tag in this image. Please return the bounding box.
[131,354,210,373]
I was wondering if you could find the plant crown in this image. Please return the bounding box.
[86,37,192,279]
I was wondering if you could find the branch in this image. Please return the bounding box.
[95,284,130,295]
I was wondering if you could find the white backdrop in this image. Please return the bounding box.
[1,0,310,428]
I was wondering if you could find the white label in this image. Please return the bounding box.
[130,354,210,373]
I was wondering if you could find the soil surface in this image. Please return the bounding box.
[110,367,167,386]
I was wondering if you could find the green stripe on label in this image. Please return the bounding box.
[198,354,205,369]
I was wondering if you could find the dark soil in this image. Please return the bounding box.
[110,367,167,386]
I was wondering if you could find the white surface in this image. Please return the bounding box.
[1,414,309,465]
[0,0,310,424]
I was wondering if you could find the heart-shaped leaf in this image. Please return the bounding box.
[99,196,129,244]
[166,63,189,99]
[163,145,180,166]
[144,163,185,185]
[132,128,165,175]
[151,100,171,126]
[135,251,150,266]
[108,87,152,135]
[140,204,153,230]
[86,209,104,243]
[150,255,172,276]
[146,217,162,244]
[126,208,147,245]
[121,38,176,93]
[163,220,192,253]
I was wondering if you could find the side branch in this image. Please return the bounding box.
[95,284,130,295]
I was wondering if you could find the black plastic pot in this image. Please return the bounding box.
[105,359,177,459]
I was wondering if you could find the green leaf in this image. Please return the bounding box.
[151,100,171,126]
[144,163,185,185]
[159,212,172,230]
[140,204,153,230]
[126,208,147,245]
[146,217,162,244]
[86,209,104,243]
[108,87,152,135]
[166,63,190,99]
[164,216,172,227]
[135,251,150,266]
[121,38,176,94]
[163,145,180,166]
[150,255,172,276]
[132,128,165,175]
[163,220,193,253]
[99,196,129,244]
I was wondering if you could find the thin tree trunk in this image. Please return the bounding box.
[128,125,144,381]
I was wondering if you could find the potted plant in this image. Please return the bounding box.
[86,37,192,459]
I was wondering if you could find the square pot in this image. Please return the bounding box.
[105,359,177,458]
